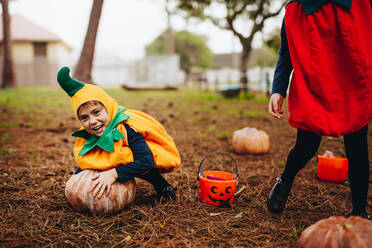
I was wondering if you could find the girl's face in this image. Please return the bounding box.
[77,101,109,137]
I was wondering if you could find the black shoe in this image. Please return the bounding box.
[352,210,370,219]
[152,186,176,206]
[267,177,292,213]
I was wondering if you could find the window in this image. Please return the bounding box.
[33,42,47,57]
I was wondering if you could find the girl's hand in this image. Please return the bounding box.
[91,168,118,198]
[268,93,284,119]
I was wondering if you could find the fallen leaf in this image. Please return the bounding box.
[235,185,246,196]
[234,212,244,218]
[210,212,222,216]
[159,220,165,228]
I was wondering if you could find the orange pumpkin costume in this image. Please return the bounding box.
[57,67,181,174]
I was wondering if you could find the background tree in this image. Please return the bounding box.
[73,0,104,84]
[254,45,277,69]
[0,0,17,88]
[165,0,176,54]
[253,45,277,98]
[146,30,213,73]
[177,0,286,93]
[264,27,281,53]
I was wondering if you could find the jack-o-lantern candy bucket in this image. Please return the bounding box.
[198,152,239,207]
[317,139,348,183]
[317,155,348,183]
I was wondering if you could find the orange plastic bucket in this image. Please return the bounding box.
[316,139,349,183]
[198,152,239,207]
[317,155,348,183]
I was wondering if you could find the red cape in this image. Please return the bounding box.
[285,0,372,136]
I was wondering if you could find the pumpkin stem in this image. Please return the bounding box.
[336,223,353,229]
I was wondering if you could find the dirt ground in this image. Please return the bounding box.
[0,87,371,247]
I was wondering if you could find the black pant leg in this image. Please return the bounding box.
[281,129,322,185]
[344,125,369,214]
[137,168,171,194]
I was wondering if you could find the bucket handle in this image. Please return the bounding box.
[197,152,239,180]
[317,138,346,159]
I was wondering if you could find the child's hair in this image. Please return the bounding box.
[77,100,106,120]
[77,100,104,112]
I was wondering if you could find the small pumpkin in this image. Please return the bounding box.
[65,169,136,214]
[298,216,372,248]
[232,127,270,154]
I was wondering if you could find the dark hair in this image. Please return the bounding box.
[77,100,105,116]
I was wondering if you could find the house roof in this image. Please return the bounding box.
[212,50,258,69]
[0,14,63,43]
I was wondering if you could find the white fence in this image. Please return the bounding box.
[0,55,273,93]
[203,66,275,92]
[0,57,69,87]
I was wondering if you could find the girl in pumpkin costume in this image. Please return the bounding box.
[57,67,181,206]
[267,0,371,218]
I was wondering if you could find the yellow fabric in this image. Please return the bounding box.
[71,84,181,173]
[125,109,181,173]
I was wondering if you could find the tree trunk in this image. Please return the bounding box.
[239,45,251,93]
[165,0,175,55]
[73,0,104,84]
[1,0,17,88]
[166,27,175,55]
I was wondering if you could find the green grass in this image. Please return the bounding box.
[252,96,270,104]
[2,134,13,142]
[242,109,267,117]
[207,125,216,132]
[0,86,269,123]
[0,122,18,128]
[29,151,39,161]
[0,86,71,114]
[0,86,269,108]
[195,104,214,112]
[196,131,208,138]
[0,149,12,155]
[226,108,268,118]
[239,92,255,100]
[0,87,69,106]
[23,121,34,128]
[217,130,231,140]
[227,109,240,117]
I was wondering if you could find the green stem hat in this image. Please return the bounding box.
[57,67,84,97]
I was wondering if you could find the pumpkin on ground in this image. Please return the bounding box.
[298,216,372,248]
[65,169,136,214]
[232,127,270,154]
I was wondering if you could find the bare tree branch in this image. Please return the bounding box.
[177,0,286,92]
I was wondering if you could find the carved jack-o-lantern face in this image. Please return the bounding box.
[208,185,233,206]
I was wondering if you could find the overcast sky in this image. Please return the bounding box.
[8,0,283,61]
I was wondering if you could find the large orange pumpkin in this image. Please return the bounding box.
[298,216,372,248]
[232,127,270,154]
[65,169,136,214]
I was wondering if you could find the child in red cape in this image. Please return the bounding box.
[267,0,371,218]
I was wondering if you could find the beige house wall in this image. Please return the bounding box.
[47,42,71,62]
[11,41,70,60]
[12,42,33,59]
[0,41,72,86]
